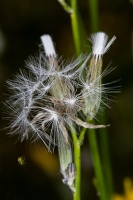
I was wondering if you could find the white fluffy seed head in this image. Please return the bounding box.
[41,35,57,58]
[5,32,117,152]
[90,32,116,61]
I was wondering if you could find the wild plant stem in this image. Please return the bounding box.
[57,0,73,13]
[70,126,81,200]
[69,2,84,197]
[88,0,99,32]
[99,116,114,199]
[70,0,81,55]
[88,129,107,200]
[58,1,83,200]
[79,127,86,144]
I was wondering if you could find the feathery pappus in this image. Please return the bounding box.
[5,32,116,152]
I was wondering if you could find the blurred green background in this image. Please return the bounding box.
[0,0,133,199]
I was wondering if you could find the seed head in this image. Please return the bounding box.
[5,33,116,151]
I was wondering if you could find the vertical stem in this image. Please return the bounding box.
[69,2,85,200]
[88,129,107,200]
[57,2,85,200]
[70,126,81,200]
[70,0,81,55]
[88,0,99,32]
[69,1,84,196]
[79,127,86,144]
[99,116,114,199]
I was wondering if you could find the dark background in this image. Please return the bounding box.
[0,0,133,199]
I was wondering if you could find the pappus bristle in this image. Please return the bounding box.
[89,32,116,62]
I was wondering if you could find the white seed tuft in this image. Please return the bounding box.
[90,32,116,62]
[41,35,57,58]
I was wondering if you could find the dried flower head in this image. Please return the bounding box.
[5,32,116,151]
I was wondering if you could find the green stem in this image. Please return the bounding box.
[79,127,86,144]
[70,0,81,55]
[88,0,99,32]
[99,116,114,199]
[88,129,107,200]
[57,0,73,13]
[70,125,81,200]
